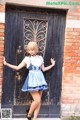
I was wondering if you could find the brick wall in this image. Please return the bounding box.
[0,0,80,117]
[0,4,5,104]
[61,3,80,116]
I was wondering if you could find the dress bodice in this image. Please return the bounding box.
[29,64,41,71]
[24,55,43,69]
[28,56,42,71]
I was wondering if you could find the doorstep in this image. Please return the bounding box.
[12,118,61,120]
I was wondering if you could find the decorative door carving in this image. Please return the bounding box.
[24,18,48,56]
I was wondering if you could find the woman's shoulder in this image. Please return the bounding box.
[24,56,29,59]
[25,56,29,58]
[38,55,43,58]
[23,56,30,62]
[23,56,30,68]
[38,55,44,62]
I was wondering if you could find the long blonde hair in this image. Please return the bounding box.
[26,41,39,54]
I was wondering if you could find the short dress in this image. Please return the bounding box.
[21,55,48,92]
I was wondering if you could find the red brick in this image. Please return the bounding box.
[73,28,80,32]
[0,40,4,44]
[65,28,73,32]
[0,46,4,51]
[0,24,5,29]
[0,51,4,56]
[0,32,4,37]
[0,4,5,12]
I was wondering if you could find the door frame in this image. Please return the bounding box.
[2,4,67,118]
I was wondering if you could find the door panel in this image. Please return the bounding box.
[14,16,48,106]
[2,4,66,118]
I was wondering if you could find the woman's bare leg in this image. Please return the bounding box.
[33,91,43,120]
[27,91,41,118]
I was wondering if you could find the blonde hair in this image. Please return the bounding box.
[27,41,39,54]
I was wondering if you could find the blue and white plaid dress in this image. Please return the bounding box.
[21,55,48,92]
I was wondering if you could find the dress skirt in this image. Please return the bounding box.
[21,70,48,92]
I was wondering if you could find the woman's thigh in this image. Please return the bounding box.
[30,91,43,101]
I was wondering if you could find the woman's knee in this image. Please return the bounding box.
[38,98,41,104]
[30,91,41,104]
[34,96,41,105]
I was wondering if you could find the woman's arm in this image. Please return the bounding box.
[4,57,26,71]
[41,58,55,72]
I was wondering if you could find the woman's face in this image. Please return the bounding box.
[28,49,36,56]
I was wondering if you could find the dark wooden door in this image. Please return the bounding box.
[2,4,66,118]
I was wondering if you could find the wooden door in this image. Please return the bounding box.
[2,4,66,118]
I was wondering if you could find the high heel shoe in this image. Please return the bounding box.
[26,108,32,120]
[26,108,34,118]
[26,116,32,120]
[26,108,29,115]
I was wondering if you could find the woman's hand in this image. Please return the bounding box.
[50,58,55,66]
[3,57,26,70]
[41,58,55,72]
[3,57,7,65]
